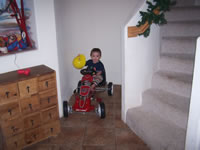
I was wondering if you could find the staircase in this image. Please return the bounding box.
[126,1,200,150]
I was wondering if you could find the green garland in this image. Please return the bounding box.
[137,0,176,37]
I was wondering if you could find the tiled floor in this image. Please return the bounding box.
[24,85,150,150]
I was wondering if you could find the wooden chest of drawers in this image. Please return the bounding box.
[0,65,60,150]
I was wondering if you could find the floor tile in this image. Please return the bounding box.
[115,119,129,129]
[83,128,115,146]
[116,128,146,145]
[105,104,115,116]
[48,127,85,149]
[18,85,148,150]
[83,145,116,150]
[60,116,87,128]
[24,144,52,150]
[86,115,115,129]
[116,144,150,150]
[24,144,76,150]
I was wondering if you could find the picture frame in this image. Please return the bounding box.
[0,0,37,56]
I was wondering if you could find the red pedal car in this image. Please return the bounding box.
[63,67,113,119]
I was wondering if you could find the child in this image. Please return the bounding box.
[86,48,106,90]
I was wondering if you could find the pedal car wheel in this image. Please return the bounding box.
[97,102,106,119]
[63,101,69,117]
[108,82,113,96]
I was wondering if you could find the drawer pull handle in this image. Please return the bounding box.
[31,120,34,126]
[48,97,50,103]
[5,91,9,98]
[45,81,49,87]
[50,128,54,133]
[49,113,52,119]
[33,134,37,140]
[11,126,17,132]
[27,86,30,93]
[29,104,32,110]
[14,141,18,148]
[8,109,12,115]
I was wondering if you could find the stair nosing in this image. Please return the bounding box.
[161,53,195,60]
[127,106,187,131]
[154,70,193,84]
[170,5,200,9]
[162,36,197,40]
[143,88,190,114]
[163,20,200,24]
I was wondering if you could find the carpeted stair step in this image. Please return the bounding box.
[161,21,200,37]
[142,88,189,129]
[126,107,186,150]
[175,0,196,7]
[161,37,196,55]
[152,71,193,98]
[160,53,194,75]
[165,6,200,22]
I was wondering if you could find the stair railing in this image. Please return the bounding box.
[128,8,160,38]
[128,0,176,38]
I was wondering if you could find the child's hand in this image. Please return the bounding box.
[96,71,102,76]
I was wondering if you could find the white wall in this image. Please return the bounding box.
[122,1,160,121]
[54,0,144,104]
[0,0,62,117]
[186,37,200,150]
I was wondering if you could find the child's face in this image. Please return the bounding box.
[91,52,101,63]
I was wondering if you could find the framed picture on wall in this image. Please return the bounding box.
[0,0,37,56]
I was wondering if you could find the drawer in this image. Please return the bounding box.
[0,102,20,121]
[20,95,40,115]
[38,73,56,91]
[39,89,57,109]
[42,106,59,124]
[0,83,19,104]
[24,113,41,130]
[18,78,38,98]
[1,118,24,138]
[42,120,60,138]
[25,127,44,145]
[6,133,25,150]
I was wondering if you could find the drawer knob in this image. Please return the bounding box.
[50,128,54,133]
[31,120,34,126]
[49,113,52,119]
[27,86,30,93]
[8,109,12,115]
[11,126,19,133]
[5,91,9,98]
[45,81,49,87]
[14,141,18,148]
[48,97,50,103]
[29,104,32,110]
[11,126,15,132]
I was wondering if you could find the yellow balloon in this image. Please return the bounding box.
[73,54,86,69]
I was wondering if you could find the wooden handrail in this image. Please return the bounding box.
[128,8,160,38]
[128,22,149,38]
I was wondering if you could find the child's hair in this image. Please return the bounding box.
[90,48,102,57]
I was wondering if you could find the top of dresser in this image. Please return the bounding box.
[0,65,55,85]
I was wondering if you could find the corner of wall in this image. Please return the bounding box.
[122,0,160,122]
